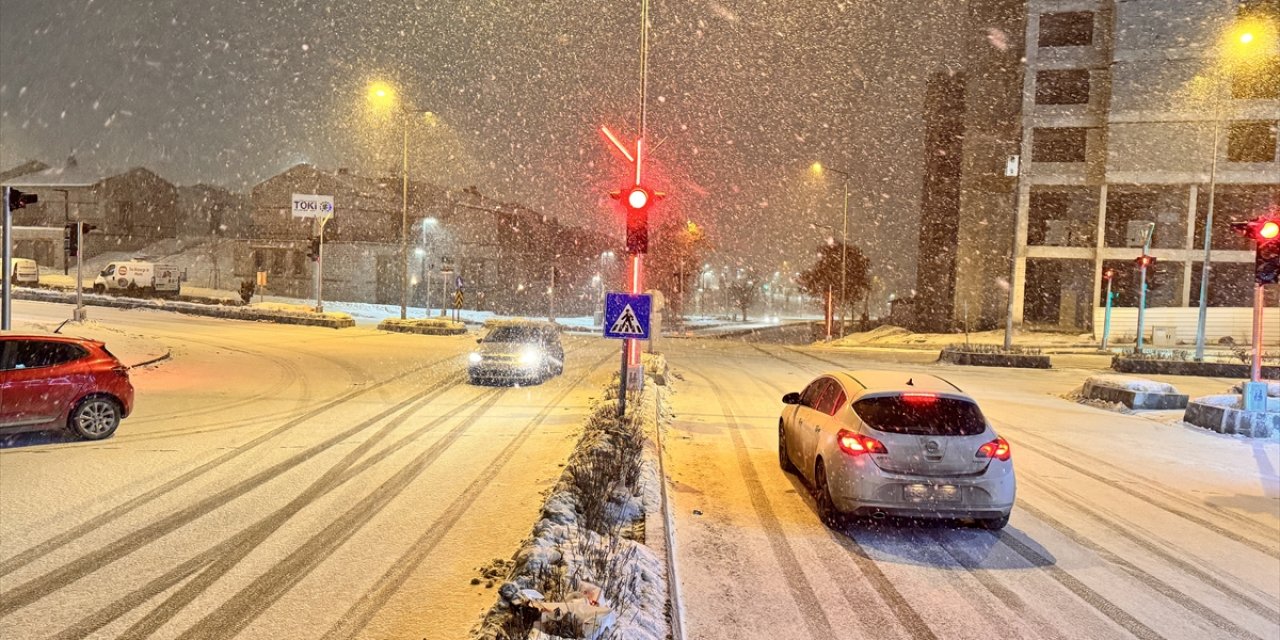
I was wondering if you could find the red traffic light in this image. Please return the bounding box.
[1134,255,1156,268]
[1103,268,1115,281]
[627,187,650,210]
[1260,220,1279,241]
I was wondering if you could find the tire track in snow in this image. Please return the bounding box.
[168,387,523,640]
[0,366,466,617]
[994,532,1166,640]
[689,368,839,640]
[921,530,1070,640]
[320,348,618,640]
[1010,433,1280,557]
[46,380,498,640]
[0,351,460,581]
[732,360,938,640]
[1020,477,1278,628]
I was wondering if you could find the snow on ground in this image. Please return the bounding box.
[830,325,1094,349]
[247,301,353,320]
[658,340,1279,640]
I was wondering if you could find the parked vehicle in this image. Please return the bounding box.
[7,258,39,286]
[468,320,565,385]
[92,260,180,297]
[779,370,1015,529]
[0,335,135,440]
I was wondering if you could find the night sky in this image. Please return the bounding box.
[0,0,988,295]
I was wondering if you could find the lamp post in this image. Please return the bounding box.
[811,162,852,336]
[368,81,436,320]
[1194,20,1268,360]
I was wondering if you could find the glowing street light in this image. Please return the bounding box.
[810,160,852,336]
[366,79,436,320]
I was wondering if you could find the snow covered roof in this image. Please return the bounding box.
[1,164,107,188]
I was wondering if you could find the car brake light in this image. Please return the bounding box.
[901,392,937,403]
[976,437,1011,462]
[837,429,887,456]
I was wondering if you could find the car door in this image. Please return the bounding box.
[793,378,832,481]
[800,379,843,477]
[0,340,89,428]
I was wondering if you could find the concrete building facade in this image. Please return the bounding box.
[1008,0,1279,340]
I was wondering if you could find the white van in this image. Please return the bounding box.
[93,260,181,297]
[7,258,39,286]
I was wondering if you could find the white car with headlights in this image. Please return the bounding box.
[468,320,564,385]
[779,370,1016,529]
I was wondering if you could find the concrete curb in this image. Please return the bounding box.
[12,288,355,329]
[1113,356,1280,378]
[376,319,468,336]
[1082,381,1188,410]
[1184,400,1278,438]
[938,349,1051,369]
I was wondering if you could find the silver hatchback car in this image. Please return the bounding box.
[779,370,1015,529]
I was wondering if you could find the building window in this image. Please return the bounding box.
[1032,128,1089,162]
[1035,70,1091,105]
[1038,12,1094,47]
[1227,121,1278,162]
[1232,56,1280,99]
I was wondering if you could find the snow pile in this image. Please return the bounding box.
[473,367,669,640]
[1193,394,1242,409]
[1084,374,1178,394]
[247,302,352,320]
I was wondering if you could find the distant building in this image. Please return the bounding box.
[919,0,1278,343]
[2,160,179,266]
[245,164,612,314]
[177,184,251,239]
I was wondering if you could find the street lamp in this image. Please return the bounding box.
[811,161,852,335]
[367,79,437,320]
[1193,18,1272,360]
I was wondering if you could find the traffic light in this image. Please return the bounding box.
[7,188,37,210]
[1103,268,1115,281]
[307,237,321,261]
[62,222,95,257]
[1134,255,1157,269]
[613,185,652,254]
[1230,217,1280,285]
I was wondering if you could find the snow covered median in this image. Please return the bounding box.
[377,317,467,335]
[1084,374,1179,395]
[1075,374,1188,411]
[473,360,670,640]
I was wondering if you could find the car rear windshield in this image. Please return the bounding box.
[852,395,987,436]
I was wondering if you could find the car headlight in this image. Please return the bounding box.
[519,347,542,366]
[469,352,483,364]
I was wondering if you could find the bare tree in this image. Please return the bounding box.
[726,276,760,322]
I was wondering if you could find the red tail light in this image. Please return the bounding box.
[837,429,887,456]
[976,437,1011,462]
[901,392,937,403]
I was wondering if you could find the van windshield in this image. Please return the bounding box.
[852,395,988,436]
[485,326,543,343]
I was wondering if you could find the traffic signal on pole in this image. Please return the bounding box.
[64,223,77,257]
[1134,255,1157,269]
[7,188,38,210]
[613,185,652,254]
[307,237,321,261]
[1230,217,1280,285]
[1103,268,1114,281]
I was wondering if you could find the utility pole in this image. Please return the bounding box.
[1,187,13,331]
[1135,223,1156,353]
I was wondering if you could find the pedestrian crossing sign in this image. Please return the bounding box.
[603,292,652,340]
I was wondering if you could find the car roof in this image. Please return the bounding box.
[0,332,104,346]
[829,370,965,397]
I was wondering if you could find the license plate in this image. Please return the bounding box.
[904,484,961,503]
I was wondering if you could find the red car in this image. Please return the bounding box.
[0,334,134,440]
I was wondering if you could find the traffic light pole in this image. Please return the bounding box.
[1101,276,1113,351]
[1,187,12,331]
[1135,223,1155,353]
[1250,284,1264,382]
[314,215,330,314]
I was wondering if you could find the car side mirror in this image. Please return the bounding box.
[782,392,801,405]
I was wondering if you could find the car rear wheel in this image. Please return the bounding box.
[69,396,121,440]
[977,514,1010,530]
[814,459,841,528]
[778,421,796,473]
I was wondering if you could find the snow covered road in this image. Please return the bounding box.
[662,341,1279,640]
[1,301,618,639]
